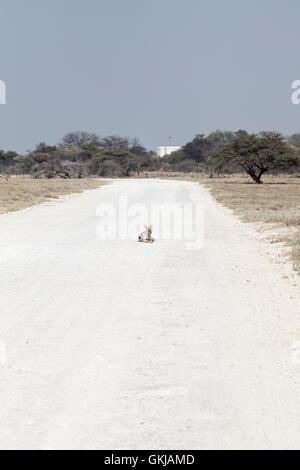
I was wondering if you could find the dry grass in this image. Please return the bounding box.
[201,174,300,271]
[0,177,107,214]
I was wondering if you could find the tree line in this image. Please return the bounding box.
[1,129,300,183]
[163,130,300,183]
[0,132,159,179]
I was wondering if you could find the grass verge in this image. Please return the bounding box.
[0,177,108,214]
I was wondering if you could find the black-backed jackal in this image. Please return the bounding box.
[138,225,155,243]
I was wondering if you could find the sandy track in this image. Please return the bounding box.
[0,179,300,449]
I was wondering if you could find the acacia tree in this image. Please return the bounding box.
[209,132,298,183]
[34,143,57,153]
[60,131,101,148]
[182,135,214,171]
[130,138,148,157]
[100,135,130,150]
[206,130,234,145]
[0,150,17,171]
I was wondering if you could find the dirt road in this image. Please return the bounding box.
[0,179,300,449]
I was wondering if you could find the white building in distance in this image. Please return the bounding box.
[157,146,181,158]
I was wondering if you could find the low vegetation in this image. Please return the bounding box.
[163,130,300,182]
[0,132,160,179]
[1,129,300,181]
[209,132,297,184]
[0,177,107,214]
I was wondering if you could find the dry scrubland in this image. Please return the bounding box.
[202,174,300,272]
[0,177,107,214]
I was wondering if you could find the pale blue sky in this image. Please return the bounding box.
[0,0,300,153]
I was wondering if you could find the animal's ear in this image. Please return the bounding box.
[144,225,148,229]
[149,224,153,229]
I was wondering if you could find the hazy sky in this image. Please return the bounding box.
[1,0,300,153]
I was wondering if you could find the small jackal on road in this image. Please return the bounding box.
[138,225,155,243]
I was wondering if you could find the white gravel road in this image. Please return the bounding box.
[0,179,300,450]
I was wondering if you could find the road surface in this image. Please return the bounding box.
[0,179,300,449]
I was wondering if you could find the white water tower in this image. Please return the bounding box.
[157,146,181,157]
[157,136,180,157]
